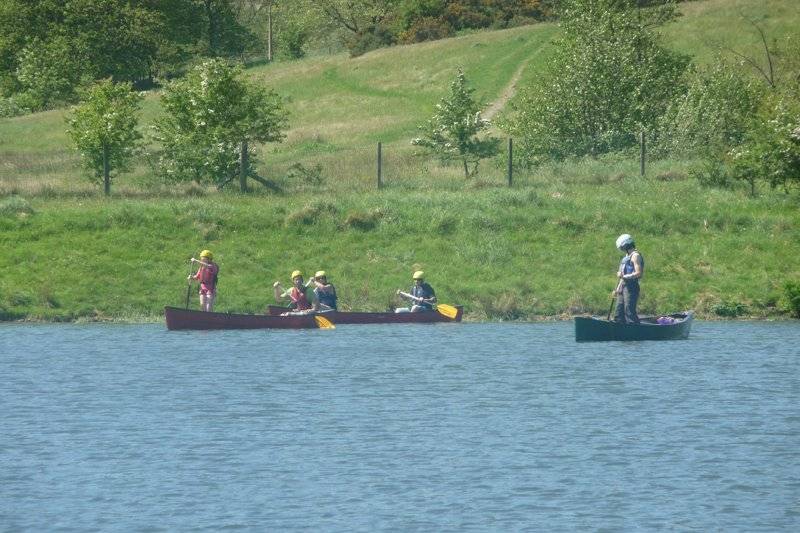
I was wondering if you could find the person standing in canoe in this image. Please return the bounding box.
[396,271,436,313]
[310,270,337,312]
[188,249,219,312]
[613,234,643,324]
[273,270,313,312]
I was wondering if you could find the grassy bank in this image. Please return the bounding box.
[2,169,798,322]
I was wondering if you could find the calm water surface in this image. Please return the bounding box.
[1,321,799,531]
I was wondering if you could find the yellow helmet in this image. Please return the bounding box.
[291,270,303,279]
[200,249,213,259]
[412,270,424,280]
[315,270,327,278]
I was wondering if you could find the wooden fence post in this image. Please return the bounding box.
[239,140,249,193]
[377,141,383,189]
[640,130,646,177]
[102,143,110,196]
[507,138,513,187]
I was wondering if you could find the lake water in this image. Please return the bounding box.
[1,321,798,531]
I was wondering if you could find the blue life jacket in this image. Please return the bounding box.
[620,251,644,284]
[315,284,337,310]
[412,283,436,311]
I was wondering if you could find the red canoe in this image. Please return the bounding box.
[266,305,463,324]
[164,306,319,330]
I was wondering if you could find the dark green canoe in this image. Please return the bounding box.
[575,311,694,342]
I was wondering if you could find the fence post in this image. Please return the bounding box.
[102,143,110,196]
[239,140,249,193]
[377,141,383,189]
[507,138,513,187]
[639,130,646,177]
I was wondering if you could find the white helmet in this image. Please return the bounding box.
[615,233,634,250]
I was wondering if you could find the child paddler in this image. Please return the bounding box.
[188,250,219,312]
[396,271,436,313]
[273,270,313,314]
[309,270,337,312]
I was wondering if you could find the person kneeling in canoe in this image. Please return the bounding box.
[613,234,643,324]
[273,270,313,315]
[189,249,219,312]
[396,271,436,313]
[310,270,337,312]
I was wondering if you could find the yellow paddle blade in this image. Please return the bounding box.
[314,315,335,329]
[436,304,459,319]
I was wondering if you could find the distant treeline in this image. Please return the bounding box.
[0,1,690,114]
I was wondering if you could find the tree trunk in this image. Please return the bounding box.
[102,143,110,196]
[267,2,273,62]
[462,159,469,179]
[205,0,217,56]
[239,140,249,193]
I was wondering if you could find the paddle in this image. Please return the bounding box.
[397,290,458,319]
[607,280,623,320]
[314,315,335,329]
[185,261,194,309]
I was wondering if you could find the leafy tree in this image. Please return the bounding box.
[153,59,288,191]
[505,0,689,164]
[413,68,500,179]
[66,79,143,195]
[14,36,87,110]
[657,59,764,157]
[729,96,800,195]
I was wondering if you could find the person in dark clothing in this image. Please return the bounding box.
[310,270,337,311]
[396,271,437,313]
[613,233,644,324]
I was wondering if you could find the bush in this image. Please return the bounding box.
[689,159,731,189]
[344,208,384,231]
[0,196,34,217]
[285,200,338,226]
[347,25,396,57]
[783,282,800,318]
[712,300,747,317]
[0,96,30,118]
[285,163,325,186]
[657,60,763,157]
[400,17,453,44]
[15,36,86,110]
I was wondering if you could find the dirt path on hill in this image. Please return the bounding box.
[483,60,528,121]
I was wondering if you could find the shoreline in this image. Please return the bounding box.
[1,312,795,325]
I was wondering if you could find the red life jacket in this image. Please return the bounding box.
[197,263,218,292]
[290,286,311,310]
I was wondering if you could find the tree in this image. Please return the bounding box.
[66,79,143,195]
[412,68,500,179]
[153,59,288,191]
[505,0,689,164]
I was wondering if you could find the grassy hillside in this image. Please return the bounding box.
[1,0,799,322]
[1,177,797,322]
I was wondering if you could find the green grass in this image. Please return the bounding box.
[1,0,799,322]
[1,173,798,322]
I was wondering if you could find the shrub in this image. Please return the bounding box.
[344,208,384,231]
[783,282,800,318]
[285,200,338,226]
[347,25,396,57]
[712,300,747,317]
[657,60,763,157]
[15,36,86,110]
[286,163,325,186]
[0,196,34,217]
[400,17,452,44]
[689,159,731,189]
[0,96,30,118]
